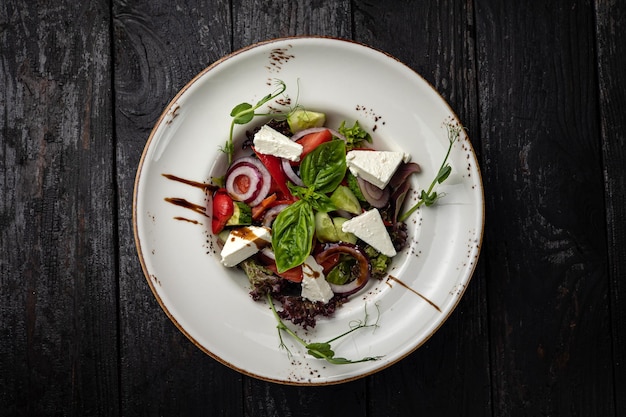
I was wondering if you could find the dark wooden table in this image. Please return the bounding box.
[2,0,625,415]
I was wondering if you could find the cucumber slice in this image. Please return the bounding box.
[287,109,326,133]
[330,185,362,214]
[332,217,357,244]
[226,202,252,226]
[315,211,338,242]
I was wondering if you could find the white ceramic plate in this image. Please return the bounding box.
[134,37,484,385]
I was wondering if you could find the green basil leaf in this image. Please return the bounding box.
[287,183,310,200]
[300,140,347,194]
[287,184,335,212]
[307,192,336,213]
[272,200,314,272]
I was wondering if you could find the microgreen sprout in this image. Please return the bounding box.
[398,122,464,222]
[223,79,288,164]
[267,293,383,365]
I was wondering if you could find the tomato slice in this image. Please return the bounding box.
[253,148,294,200]
[233,174,250,193]
[293,129,332,164]
[266,263,303,283]
[211,188,234,234]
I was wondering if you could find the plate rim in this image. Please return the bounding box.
[132,35,485,385]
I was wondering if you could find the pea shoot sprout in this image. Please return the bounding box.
[267,293,383,365]
[398,122,464,222]
[222,79,288,164]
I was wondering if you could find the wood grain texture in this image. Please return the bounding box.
[595,0,626,414]
[243,380,367,417]
[352,1,491,416]
[112,1,244,416]
[232,0,351,43]
[0,0,119,415]
[475,0,613,415]
[1,0,624,415]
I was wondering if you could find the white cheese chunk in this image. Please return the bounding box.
[300,256,334,304]
[253,125,303,161]
[341,209,397,257]
[220,226,271,267]
[346,150,410,189]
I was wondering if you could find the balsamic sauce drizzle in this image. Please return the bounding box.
[162,173,217,222]
[386,275,441,312]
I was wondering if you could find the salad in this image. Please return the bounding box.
[212,87,421,330]
[209,81,460,364]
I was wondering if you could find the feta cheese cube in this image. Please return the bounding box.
[341,209,397,257]
[220,226,271,267]
[253,125,303,161]
[300,256,334,304]
[346,150,410,189]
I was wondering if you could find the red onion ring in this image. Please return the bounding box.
[262,203,288,227]
[225,164,261,202]
[225,156,272,206]
[315,243,371,296]
[290,127,346,142]
[357,177,390,208]
[281,158,304,186]
[388,162,421,189]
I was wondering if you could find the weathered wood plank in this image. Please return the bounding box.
[475,0,614,415]
[352,1,491,415]
[232,0,352,41]
[112,1,244,415]
[595,0,626,414]
[0,1,119,415]
[243,381,368,417]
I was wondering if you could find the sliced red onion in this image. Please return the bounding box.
[391,179,412,223]
[327,129,346,141]
[225,156,272,206]
[290,127,346,142]
[388,162,421,222]
[357,177,390,208]
[281,158,304,186]
[225,164,261,202]
[388,162,421,189]
[334,209,355,219]
[262,203,288,227]
[315,243,371,296]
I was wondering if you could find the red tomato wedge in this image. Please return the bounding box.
[266,263,303,283]
[253,148,294,200]
[211,188,234,234]
[292,129,333,164]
